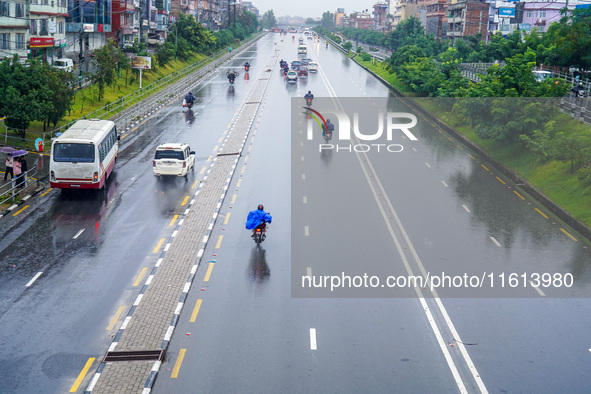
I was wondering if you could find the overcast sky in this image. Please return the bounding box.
[253,0,376,20]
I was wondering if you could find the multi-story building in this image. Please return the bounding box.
[108,0,139,46]
[373,2,389,30]
[350,11,374,29]
[391,0,419,27]
[0,0,30,60]
[65,0,112,72]
[0,0,69,62]
[446,0,489,39]
[423,0,447,38]
[155,0,171,35]
[335,8,346,27]
[521,1,571,33]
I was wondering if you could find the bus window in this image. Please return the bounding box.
[53,143,95,163]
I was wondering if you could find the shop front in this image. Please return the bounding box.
[29,37,55,63]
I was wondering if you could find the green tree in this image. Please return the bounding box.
[261,10,277,29]
[155,41,175,67]
[343,41,353,52]
[0,57,53,133]
[519,120,555,159]
[384,16,424,52]
[91,40,121,100]
[46,68,77,128]
[321,11,335,29]
[552,133,588,174]
[541,8,591,70]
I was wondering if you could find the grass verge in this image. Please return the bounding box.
[357,57,591,230]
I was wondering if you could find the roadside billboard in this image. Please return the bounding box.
[132,56,152,69]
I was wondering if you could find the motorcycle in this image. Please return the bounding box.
[245,65,250,72]
[226,70,238,84]
[253,223,268,244]
[182,99,193,109]
[323,129,333,143]
[306,97,313,107]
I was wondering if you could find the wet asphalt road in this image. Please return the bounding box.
[1,33,591,393]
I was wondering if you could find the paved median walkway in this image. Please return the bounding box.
[86,53,277,394]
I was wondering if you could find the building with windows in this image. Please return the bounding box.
[373,2,389,30]
[65,0,112,73]
[521,2,568,33]
[422,0,448,38]
[0,0,69,62]
[446,0,489,39]
[108,0,139,46]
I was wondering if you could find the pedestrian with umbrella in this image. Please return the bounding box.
[10,150,28,188]
[2,146,16,181]
[13,154,21,186]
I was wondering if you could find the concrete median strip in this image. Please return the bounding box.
[85,47,278,393]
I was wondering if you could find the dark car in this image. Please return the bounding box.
[291,61,301,71]
[298,66,308,77]
[301,58,312,66]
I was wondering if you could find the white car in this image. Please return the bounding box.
[533,70,552,82]
[153,143,195,178]
[308,62,318,72]
[287,70,298,83]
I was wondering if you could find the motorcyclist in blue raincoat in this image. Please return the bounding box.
[184,92,195,107]
[246,204,272,238]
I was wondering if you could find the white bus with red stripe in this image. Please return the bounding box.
[50,119,119,189]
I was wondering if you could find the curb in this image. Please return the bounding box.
[0,185,46,220]
[353,56,591,243]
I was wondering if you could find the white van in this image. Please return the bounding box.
[298,45,307,55]
[53,58,74,72]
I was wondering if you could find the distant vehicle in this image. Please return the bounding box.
[301,58,312,66]
[298,45,307,55]
[291,61,302,70]
[307,35,313,40]
[308,62,318,72]
[50,119,119,190]
[287,70,298,83]
[298,66,308,77]
[299,37,304,44]
[147,33,164,46]
[53,58,74,72]
[153,143,195,179]
[533,70,552,82]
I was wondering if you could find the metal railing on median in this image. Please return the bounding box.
[0,165,39,206]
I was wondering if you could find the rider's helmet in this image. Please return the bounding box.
[308,91,311,94]
[326,119,331,123]
[257,204,264,211]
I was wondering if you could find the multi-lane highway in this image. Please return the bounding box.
[1,32,590,393]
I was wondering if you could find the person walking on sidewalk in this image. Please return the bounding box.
[13,157,21,187]
[4,153,13,181]
[17,156,27,188]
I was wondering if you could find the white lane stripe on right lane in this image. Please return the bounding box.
[26,272,43,287]
[310,328,317,350]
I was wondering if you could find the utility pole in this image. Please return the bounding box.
[139,0,144,45]
[79,0,84,85]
